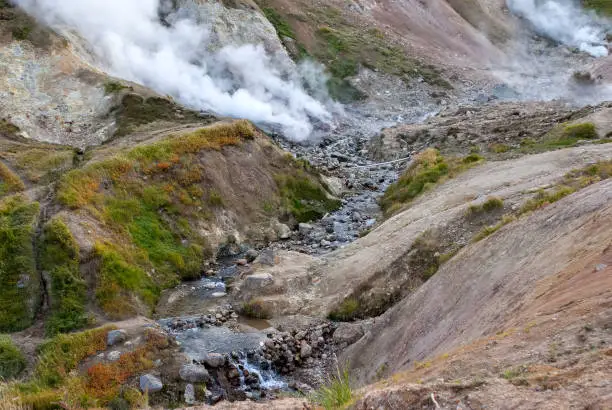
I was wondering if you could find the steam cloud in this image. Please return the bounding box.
[507,0,609,57]
[13,0,334,140]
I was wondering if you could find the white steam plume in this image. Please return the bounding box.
[507,0,609,57]
[13,0,334,141]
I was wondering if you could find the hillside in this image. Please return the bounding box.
[0,0,611,409]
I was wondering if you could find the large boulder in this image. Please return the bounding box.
[107,329,128,346]
[202,353,226,368]
[179,364,211,383]
[333,323,365,347]
[140,374,163,393]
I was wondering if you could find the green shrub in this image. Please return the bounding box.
[40,218,88,335]
[562,123,597,140]
[261,7,296,39]
[241,299,272,319]
[328,298,360,322]
[312,366,353,409]
[467,196,504,215]
[0,335,26,380]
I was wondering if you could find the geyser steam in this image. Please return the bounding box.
[507,0,609,57]
[13,0,333,140]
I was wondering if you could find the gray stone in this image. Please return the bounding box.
[184,384,196,405]
[298,223,314,236]
[179,364,211,383]
[140,374,163,393]
[333,323,364,346]
[203,353,226,368]
[107,351,121,361]
[245,249,259,263]
[243,273,274,290]
[300,341,312,359]
[275,223,292,240]
[255,249,276,266]
[107,329,128,346]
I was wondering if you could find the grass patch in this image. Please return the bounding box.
[0,336,26,380]
[381,149,484,215]
[12,149,74,184]
[40,218,88,335]
[490,143,511,153]
[472,160,612,243]
[240,298,272,320]
[56,122,254,317]
[261,7,296,39]
[312,366,353,410]
[520,122,600,153]
[0,195,40,332]
[0,162,25,197]
[328,298,360,322]
[466,196,504,215]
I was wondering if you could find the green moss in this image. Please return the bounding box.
[103,81,130,95]
[275,170,341,223]
[0,195,40,332]
[490,143,511,153]
[0,335,26,380]
[40,218,88,336]
[381,149,484,215]
[94,243,160,319]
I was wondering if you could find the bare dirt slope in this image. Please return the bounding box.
[239,143,612,318]
[343,178,612,383]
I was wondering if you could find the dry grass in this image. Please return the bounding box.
[0,162,25,196]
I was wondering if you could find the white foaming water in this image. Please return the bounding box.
[12,0,335,141]
[507,0,610,57]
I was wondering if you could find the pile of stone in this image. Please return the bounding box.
[166,305,238,332]
[256,322,337,374]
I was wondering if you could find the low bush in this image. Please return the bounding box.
[241,299,272,320]
[328,298,360,322]
[562,123,597,140]
[0,336,26,380]
[467,196,504,215]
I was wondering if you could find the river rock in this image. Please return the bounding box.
[300,341,312,358]
[243,273,274,290]
[140,374,163,393]
[333,322,364,346]
[107,329,128,346]
[107,351,121,361]
[298,223,314,236]
[245,249,259,262]
[203,353,226,368]
[184,383,195,404]
[179,364,211,383]
[275,223,292,240]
